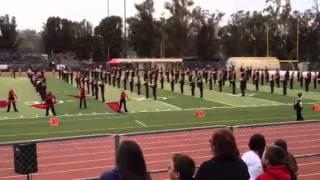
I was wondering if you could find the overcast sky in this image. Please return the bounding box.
[0,0,316,32]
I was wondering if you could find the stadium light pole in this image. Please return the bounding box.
[296,18,300,62]
[107,0,110,17]
[123,0,127,58]
[266,24,269,57]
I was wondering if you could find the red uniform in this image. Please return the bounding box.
[120,92,128,100]
[8,90,17,101]
[7,90,18,112]
[45,92,56,116]
[79,87,87,109]
[119,92,128,112]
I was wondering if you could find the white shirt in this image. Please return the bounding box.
[241,150,263,180]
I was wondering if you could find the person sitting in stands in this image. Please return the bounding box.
[242,134,266,180]
[168,154,195,180]
[256,145,291,180]
[195,129,250,180]
[100,140,151,180]
[274,139,298,180]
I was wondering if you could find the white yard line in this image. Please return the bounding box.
[157,101,182,110]
[135,120,147,127]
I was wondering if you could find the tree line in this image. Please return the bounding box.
[1,0,320,62]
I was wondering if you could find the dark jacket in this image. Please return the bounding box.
[195,157,250,180]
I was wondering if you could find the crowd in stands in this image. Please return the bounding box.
[100,129,298,180]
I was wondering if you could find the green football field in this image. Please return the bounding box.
[1,76,320,142]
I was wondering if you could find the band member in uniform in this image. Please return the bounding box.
[99,81,105,102]
[270,75,275,94]
[313,72,317,89]
[275,70,280,88]
[80,87,87,109]
[190,77,195,96]
[75,75,80,88]
[69,71,74,85]
[290,72,294,90]
[94,80,99,100]
[180,77,184,94]
[12,68,16,79]
[294,93,303,121]
[123,76,127,90]
[129,76,134,93]
[151,81,157,100]
[209,75,213,90]
[136,77,141,95]
[170,77,175,92]
[261,71,264,86]
[218,73,223,92]
[85,77,90,94]
[45,91,57,116]
[231,76,236,95]
[213,69,217,85]
[282,77,288,95]
[119,90,128,112]
[160,75,164,89]
[305,71,311,92]
[144,78,149,98]
[299,71,303,88]
[254,71,259,91]
[90,79,95,97]
[117,74,121,89]
[240,74,246,97]
[7,89,18,112]
[198,77,204,98]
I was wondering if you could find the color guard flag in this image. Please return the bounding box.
[32,103,49,109]
[106,102,121,112]
[49,117,60,127]
[67,95,81,99]
[196,109,205,119]
[0,101,8,108]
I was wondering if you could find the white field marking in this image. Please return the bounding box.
[0,111,116,121]
[135,120,147,127]
[203,96,238,107]
[0,116,127,127]
[157,100,182,110]
[0,116,304,137]
[0,102,319,121]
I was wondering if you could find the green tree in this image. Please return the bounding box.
[127,0,161,58]
[164,0,194,57]
[95,16,123,60]
[0,14,21,49]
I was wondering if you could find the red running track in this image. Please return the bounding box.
[1,122,320,180]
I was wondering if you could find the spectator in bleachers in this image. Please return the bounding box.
[100,140,150,180]
[195,129,250,180]
[274,139,298,180]
[256,145,291,180]
[242,134,266,180]
[168,154,195,180]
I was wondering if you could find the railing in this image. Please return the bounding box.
[0,120,320,180]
